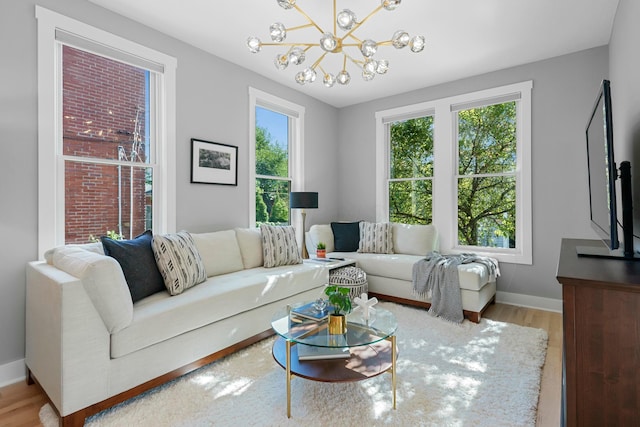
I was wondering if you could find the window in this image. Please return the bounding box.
[388,115,434,224]
[255,107,291,225]
[376,81,532,264]
[36,7,176,256]
[249,88,305,229]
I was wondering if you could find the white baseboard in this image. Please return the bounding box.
[0,358,26,388]
[496,291,562,313]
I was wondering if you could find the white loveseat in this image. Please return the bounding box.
[26,227,329,426]
[306,222,497,323]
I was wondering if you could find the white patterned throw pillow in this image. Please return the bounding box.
[260,225,303,268]
[358,221,393,254]
[152,232,207,295]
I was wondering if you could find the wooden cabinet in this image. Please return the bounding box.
[556,239,640,426]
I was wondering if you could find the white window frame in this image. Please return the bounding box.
[36,7,177,258]
[376,81,533,264]
[248,88,305,231]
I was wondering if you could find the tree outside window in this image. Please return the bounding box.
[388,116,434,224]
[255,107,290,225]
[456,102,517,248]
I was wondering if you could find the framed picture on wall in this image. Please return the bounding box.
[190,138,238,186]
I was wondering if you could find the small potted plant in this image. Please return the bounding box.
[316,242,327,258]
[324,285,352,334]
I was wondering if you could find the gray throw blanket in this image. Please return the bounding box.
[412,252,500,323]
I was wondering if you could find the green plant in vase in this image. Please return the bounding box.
[324,285,351,334]
[316,242,327,258]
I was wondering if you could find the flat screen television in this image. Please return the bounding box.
[577,79,638,260]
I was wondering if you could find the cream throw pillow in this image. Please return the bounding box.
[152,232,207,295]
[260,225,302,268]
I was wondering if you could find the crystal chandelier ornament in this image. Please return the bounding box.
[247,0,425,88]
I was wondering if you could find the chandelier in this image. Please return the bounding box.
[246,0,425,87]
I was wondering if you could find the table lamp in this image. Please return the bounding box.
[289,191,318,259]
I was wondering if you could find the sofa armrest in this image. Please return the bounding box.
[26,261,111,416]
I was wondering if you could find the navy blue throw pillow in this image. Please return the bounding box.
[331,222,361,252]
[101,230,166,303]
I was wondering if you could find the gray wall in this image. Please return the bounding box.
[336,46,610,302]
[609,0,640,244]
[0,0,339,368]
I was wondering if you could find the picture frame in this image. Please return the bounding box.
[190,138,238,186]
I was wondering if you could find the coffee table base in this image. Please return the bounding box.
[272,335,397,418]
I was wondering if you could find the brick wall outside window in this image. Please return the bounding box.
[62,45,149,243]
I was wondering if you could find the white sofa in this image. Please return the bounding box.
[306,223,497,323]
[26,227,329,427]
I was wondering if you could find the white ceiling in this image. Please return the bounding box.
[89,0,619,108]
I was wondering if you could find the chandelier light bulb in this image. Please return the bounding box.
[323,73,336,88]
[336,9,357,30]
[302,67,317,83]
[274,53,289,70]
[248,0,425,88]
[409,35,426,53]
[277,0,296,10]
[382,0,402,11]
[288,47,306,65]
[392,30,410,49]
[360,39,378,57]
[362,69,376,81]
[376,59,390,74]
[246,37,262,53]
[320,33,339,52]
[270,23,287,42]
[337,70,351,85]
[364,59,378,75]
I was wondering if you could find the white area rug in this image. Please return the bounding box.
[40,303,548,427]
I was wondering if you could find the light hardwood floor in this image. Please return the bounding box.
[0,303,562,427]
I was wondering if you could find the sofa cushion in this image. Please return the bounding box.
[331,221,360,252]
[235,227,263,269]
[52,246,133,333]
[392,223,438,255]
[260,225,302,268]
[110,263,327,358]
[329,252,490,291]
[358,221,393,254]
[101,230,166,303]
[191,230,245,277]
[152,232,207,295]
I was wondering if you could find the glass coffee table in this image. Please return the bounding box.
[271,303,398,418]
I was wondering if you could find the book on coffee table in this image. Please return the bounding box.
[297,344,350,361]
[291,301,329,322]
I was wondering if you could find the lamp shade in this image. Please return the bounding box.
[289,192,318,209]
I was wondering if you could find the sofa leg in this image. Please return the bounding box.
[26,368,35,385]
[61,412,87,427]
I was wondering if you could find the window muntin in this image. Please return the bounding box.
[388,116,434,224]
[456,101,517,249]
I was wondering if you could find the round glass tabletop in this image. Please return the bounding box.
[271,302,397,348]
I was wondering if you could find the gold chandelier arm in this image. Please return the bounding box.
[344,52,364,67]
[346,34,363,44]
[311,52,328,70]
[259,42,319,48]
[333,0,337,37]
[293,4,325,35]
[341,5,384,41]
[377,40,394,46]
[287,23,316,32]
